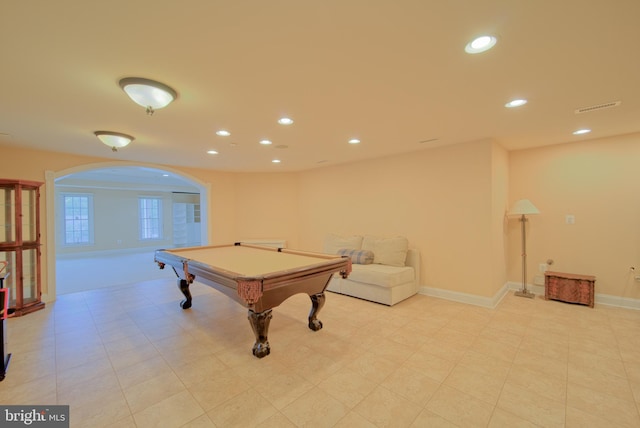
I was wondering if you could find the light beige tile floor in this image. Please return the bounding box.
[2,279,640,427]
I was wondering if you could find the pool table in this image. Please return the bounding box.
[154,243,351,358]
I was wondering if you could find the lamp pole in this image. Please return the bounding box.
[515,214,534,298]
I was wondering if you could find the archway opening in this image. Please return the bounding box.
[48,164,208,296]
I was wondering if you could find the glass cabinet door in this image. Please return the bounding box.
[0,186,16,245]
[21,248,39,306]
[22,188,38,243]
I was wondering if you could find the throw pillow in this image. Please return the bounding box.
[337,248,374,264]
[374,236,409,266]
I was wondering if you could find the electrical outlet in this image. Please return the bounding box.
[566,214,575,224]
[539,263,548,273]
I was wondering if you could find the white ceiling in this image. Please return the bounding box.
[2,1,639,173]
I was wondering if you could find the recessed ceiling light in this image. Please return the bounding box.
[278,117,294,125]
[348,139,361,144]
[573,129,591,135]
[465,35,497,54]
[207,150,219,155]
[260,139,272,145]
[272,159,281,163]
[162,174,169,177]
[216,130,230,136]
[505,99,528,108]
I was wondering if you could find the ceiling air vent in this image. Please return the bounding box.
[574,101,621,114]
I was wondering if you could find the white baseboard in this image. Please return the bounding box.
[419,281,640,311]
[419,283,511,309]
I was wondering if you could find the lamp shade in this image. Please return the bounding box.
[94,131,134,152]
[508,199,540,216]
[119,77,177,114]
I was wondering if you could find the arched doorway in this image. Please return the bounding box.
[44,162,210,298]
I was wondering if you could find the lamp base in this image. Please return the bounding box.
[515,289,535,299]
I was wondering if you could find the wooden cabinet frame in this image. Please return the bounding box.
[0,179,45,316]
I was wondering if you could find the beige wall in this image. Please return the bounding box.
[508,132,640,302]
[232,173,300,247]
[491,142,510,292]
[3,131,640,305]
[297,139,507,298]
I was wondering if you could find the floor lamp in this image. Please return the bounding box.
[508,199,540,298]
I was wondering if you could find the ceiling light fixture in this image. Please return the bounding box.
[94,131,134,152]
[505,99,528,108]
[216,130,231,136]
[278,117,294,125]
[573,129,591,135]
[272,159,281,163]
[260,139,273,145]
[119,77,177,116]
[348,139,361,144]
[207,150,219,155]
[465,35,497,54]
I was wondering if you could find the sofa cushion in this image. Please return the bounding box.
[324,233,362,254]
[337,248,374,264]
[345,264,415,288]
[362,235,408,267]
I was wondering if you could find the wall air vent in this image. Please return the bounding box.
[575,101,621,114]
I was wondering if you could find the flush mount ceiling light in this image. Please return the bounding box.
[278,117,294,125]
[505,99,528,108]
[207,150,219,155]
[119,77,177,116]
[260,139,273,145]
[348,138,361,144]
[94,131,134,152]
[216,130,231,136]
[465,35,497,54]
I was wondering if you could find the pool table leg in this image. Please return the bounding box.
[248,309,273,358]
[178,279,192,309]
[308,292,325,331]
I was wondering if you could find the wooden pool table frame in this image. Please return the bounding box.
[154,243,351,358]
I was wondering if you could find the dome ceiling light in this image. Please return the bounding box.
[94,131,134,152]
[119,77,177,116]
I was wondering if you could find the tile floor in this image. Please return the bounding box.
[2,279,640,427]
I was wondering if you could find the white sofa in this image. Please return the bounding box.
[323,234,420,306]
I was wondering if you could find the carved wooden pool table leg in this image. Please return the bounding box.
[178,278,192,309]
[248,309,273,358]
[308,292,325,331]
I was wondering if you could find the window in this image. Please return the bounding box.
[139,197,163,240]
[62,194,93,245]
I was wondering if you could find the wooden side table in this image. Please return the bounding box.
[544,271,595,308]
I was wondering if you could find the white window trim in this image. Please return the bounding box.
[61,192,95,246]
[138,196,164,241]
